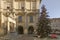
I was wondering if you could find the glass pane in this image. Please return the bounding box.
[30,16,33,22]
[18,16,22,22]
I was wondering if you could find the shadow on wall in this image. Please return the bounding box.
[0,27,6,37]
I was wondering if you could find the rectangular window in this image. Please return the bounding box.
[21,1,25,10]
[18,16,22,22]
[32,2,36,10]
[3,1,7,9]
[19,1,25,9]
[29,16,33,23]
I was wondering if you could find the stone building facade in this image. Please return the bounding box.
[15,0,41,34]
[50,18,60,33]
[0,0,41,34]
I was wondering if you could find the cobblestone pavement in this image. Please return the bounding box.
[0,33,60,40]
[0,33,36,40]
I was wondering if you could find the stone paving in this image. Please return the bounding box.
[0,33,60,40]
[0,33,35,40]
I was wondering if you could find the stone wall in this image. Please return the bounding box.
[0,27,5,36]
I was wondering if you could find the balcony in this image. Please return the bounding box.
[26,9,39,14]
[14,9,25,12]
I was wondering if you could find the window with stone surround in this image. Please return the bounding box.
[29,16,33,23]
[18,1,25,9]
[21,1,25,9]
[32,2,36,10]
[2,1,7,9]
[18,16,22,22]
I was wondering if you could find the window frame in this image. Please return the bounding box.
[29,15,34,23]
[18,16,22,22]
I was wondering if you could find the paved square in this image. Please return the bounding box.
[0,33,60,40]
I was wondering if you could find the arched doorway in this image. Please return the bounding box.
[28,26,34,34]
[17,26,24,34]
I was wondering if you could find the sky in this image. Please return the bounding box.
[40,0,60,18]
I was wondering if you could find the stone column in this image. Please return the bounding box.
[24,13,28,34]
[14,23,16,32]
[24,29,28,34]
[0,13,1,27]
[0,12,2,28]
[7,18,10,33]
